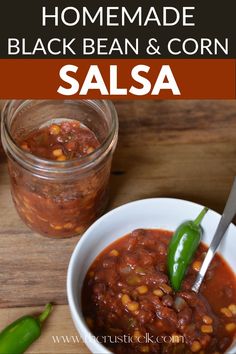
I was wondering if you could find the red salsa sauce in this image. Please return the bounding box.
[20,120,100,160]
[10,119,111,238]
[82,229,236,354]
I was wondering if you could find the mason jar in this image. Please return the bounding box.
[1,100,118,238]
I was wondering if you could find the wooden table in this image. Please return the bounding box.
[1,100,236,353]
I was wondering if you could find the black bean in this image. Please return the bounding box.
[177,307,192,327]
[162,295,174,307]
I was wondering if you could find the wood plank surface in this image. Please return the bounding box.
[0,305,89,353]
[1,100,236,353]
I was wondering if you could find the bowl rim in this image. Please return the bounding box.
[67,197,236,354]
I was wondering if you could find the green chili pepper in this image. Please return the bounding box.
[167,207,208,292]
[0,303,52,354]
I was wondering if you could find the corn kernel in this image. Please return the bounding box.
[50,224,62,230]
[54,225,63,230]
[200,325,213,333]
[57,154,67,161]
[202,315,213,324]
[140,345,149,352]
[110,249,119,257]
[126,275,141,286]
[159,283,172,294]
[86,317,93,329]
[75,226,84,234]
[192,260,202,272]
[228,304,236,315]
[153,289,164,297]
[191,341,202,352]
[221,307,232,318]
[87,146,95,154]
[49,124,61,135]
[133,329,142,342]
[127,301,139,312]
[108,327,123,335]
[64,222,73,229]
[21,142,30,151]
[121,294,131,306]
[137,285,148,295]
[225,323,236,332]
[171,334,182,344]
[53,148,63,157]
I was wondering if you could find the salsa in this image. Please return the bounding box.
[19,120,100,160]
[82,229,236,353]
[9,119,111,238]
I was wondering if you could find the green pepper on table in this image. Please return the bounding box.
[167,207,208,291]
[0,303,52,354]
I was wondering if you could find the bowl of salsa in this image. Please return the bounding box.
[67,198,236,354]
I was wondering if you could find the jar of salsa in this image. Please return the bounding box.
[1,100,118,238]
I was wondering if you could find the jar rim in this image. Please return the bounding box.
[1,99,119,177]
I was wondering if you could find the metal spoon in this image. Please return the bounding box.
[192,177,236,293]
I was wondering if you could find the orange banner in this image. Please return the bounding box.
[0,59,235,99]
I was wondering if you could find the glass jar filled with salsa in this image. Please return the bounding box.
[1,100,118,238]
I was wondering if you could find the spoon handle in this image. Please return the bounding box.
[192,177,236,293]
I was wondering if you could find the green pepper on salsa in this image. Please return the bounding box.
[167,207,208,291]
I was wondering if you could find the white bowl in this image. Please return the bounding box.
[67,198,236,354]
